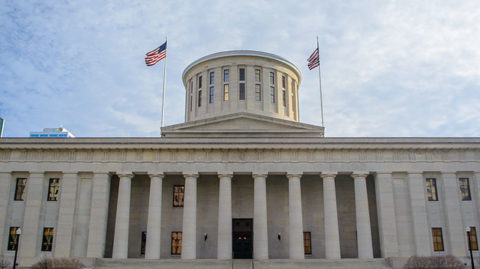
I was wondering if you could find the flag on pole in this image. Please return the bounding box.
[145,41,167,66]
[307,48,320,70]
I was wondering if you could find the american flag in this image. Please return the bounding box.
[145,41,167,66]
[307,48,320,70]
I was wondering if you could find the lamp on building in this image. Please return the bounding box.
[13,228,21,269]
[466,227,475,269]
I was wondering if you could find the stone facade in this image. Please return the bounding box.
[0,51,479,267]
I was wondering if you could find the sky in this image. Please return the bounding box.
[0,0,479,138]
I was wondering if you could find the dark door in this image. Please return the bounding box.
[232,218,253,259]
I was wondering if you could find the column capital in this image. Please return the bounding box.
[117,173,133,179]
[183,173,198,179]
[287,174,302,179]
[321,172,337,179]
[252,173,268,179]
[218,173,233,179]
[149,173,165,179]
[352,173,369,179]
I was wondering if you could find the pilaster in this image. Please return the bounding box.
[54,172,78,257]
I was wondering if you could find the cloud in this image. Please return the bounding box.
[0,0,478,137]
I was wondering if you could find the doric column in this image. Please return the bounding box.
[72,174,93,257]
[475,172,480,230]
[87,173,111,258]
[287,174,304,259]
[54,172,78,257]
[145,174,164,259]
[323,173,341,259]
[353,173,373,258]
[407,172,431,256]
[182,173,198,259]
[253,173,269,260]
[20,172,44,263]
[442,172,465,256]
[112,174,133,259]
[0,173,11,257]
[217,173,233,259]
[374,172,399,258]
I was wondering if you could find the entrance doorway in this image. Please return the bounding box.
[232,218,253,259]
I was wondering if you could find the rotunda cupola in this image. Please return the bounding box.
[182,50,302,123]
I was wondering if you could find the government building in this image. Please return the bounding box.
[0,51,479,268]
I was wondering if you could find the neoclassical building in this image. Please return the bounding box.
[0,51,479,268]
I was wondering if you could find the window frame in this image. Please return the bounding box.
[223,84,229,101]
[47,178,60,202]
[239,83,246,100]
[459,177,472,201]
[209,86,214,103]
[173,185,185,207]
[269,71,275,85]
[197,90,202,107]
[469,227,478,250]
[14,178,27,201]
[224,69,229,83]
[432,227,444,252]
[171,231,182,255]
[41,227,54,252]
[209,71,214,85]
[303,231,312,255]
[270,86,276,104]
[255,84,262,101]
[7,227,20,251]
[198,75,202,89]
[425,178,438,201]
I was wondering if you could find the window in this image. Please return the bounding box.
[198,76,202,88]
[7,227,20,251]
[239,68,245,101]
[270,86,276,103]
[282,89,287,107]
[209,86,214,103]
[469,227,478,250]
[224,69,229,83]
[292,80,297,114]
[459,178,471,201]
[282,75,286,88]
[255,69,261,82]
[303,232,312,255]
[47,178,60,201]
[269,72,275,84]
[425,178,438,201]
[224,84,229,101]
[41,227,54,251]
[189,81,193,112]
[14,178,26,201]
[239,68,245,81]
[432,227,444,251]
[255,84,262,101]
[173,185,184,207]
[239,83,245,100]
[209,71,214,85]
[171,232,182,255]
[198,90,202,107]
[141,231,147,255]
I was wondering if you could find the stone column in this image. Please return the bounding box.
[54,172,79,257]
[288,174,304,259]
[20,172,44,264]
[475,172,480,231]
[217,173,233,259]
[442,172,466,256]
[323,173,341,259]
[72,174,93,257]
[182,174,198,259]
[87,173,111,258]
[375,172,399,258]
[407,172,431,256]
[145,174,164,259]
[353,173,373,258]
[0,172,11,256]
[112,174,133,259]
[253,173,269,260]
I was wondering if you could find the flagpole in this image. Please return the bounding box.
[317,36,324,127]
[160,37,167,136]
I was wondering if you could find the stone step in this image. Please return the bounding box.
[92,258,392,269]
